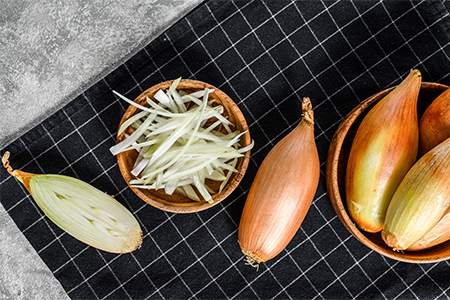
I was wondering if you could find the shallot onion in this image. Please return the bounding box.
[238,97,320,268]
[382,136,450,251]
[345,69,421,233]
[418,88,450,156]
[2,152,142,253]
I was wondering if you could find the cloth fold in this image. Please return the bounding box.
[1,1,450,299]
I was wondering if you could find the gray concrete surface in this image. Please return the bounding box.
[0,0,202,299]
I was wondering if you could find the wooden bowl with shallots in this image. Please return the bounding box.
[326,82,450,263]
[115,79,252,213]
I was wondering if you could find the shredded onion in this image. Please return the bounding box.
[111,78,253,203]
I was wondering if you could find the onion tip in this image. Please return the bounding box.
[301,97,314,126]
[2,151,35,189]
[240,243,264,270]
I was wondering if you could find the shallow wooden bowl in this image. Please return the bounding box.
[116,79,252,213]
[326,82,450,263]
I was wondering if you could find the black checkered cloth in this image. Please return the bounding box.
[2,1,450,299]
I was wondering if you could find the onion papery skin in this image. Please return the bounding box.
[407,206,450,251]
[419,88,450,157]
[238,98,320,266]
[382,136,450,251]
[345,70,421,233]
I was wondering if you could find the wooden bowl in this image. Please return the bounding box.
[116,79,252,213]
[326,82,450,263]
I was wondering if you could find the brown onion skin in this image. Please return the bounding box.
[345,70,421,233]
[238,98,320,266]
[419,88,450,157]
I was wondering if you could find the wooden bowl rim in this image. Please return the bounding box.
[326,82,450,263]
[116,79,251,213]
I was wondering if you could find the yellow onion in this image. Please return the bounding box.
[345,69,421,233]
[2,152,142,253]
[419,88,450,157]
[407,206,450,251]
[382,136,450,251]
[238,97,320,267]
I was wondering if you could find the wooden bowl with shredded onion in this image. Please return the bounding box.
[115,79,252,213]
[326,82,450,263]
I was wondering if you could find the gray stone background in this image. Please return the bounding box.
[0,0,202,299]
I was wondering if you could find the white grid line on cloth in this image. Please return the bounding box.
[288,0,426,98]
[211,0,333,156]
[353,260,395,300]
[125,229,243,300]
[389,260,450,300]
[113,0,253,95]
[296,0,353,117]
[300,205,352,299]
[107,0,328,149]
[438,261,450,299]
[350,0,403,81]
[214,1,340,111]
[183,7,274,153]
[292,216,384,300]
[309,199,371,299]
[186,229,256,300]
[123,63,145,94]
[422,263,450,300]
[307,8,450,121]
[142,209,250,299]
[165,218,230,300]
[290,0,450,98]
[232,1,305,133]
[305,198,387,300]
[319,0,378,102]
[200,0,377,108]
[271,204,345,299]
[91,78,171,300]
[188,0,427,152]
[94,0,356,155]
[83,225,167,299]
[411,1,450,77]
[65,225,162,299]
[380,257,417,300]
[381,0,432,78]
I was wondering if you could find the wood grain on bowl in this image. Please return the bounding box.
[326,82,450,263]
